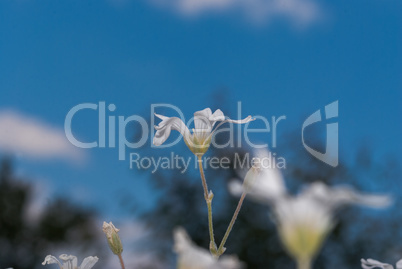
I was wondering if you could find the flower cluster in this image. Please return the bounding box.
[40,106,394,269]
[42,254,98,269]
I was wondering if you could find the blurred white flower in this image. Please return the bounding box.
[277,184,389,267]
[153,108,254,155]
[361,258,402,269]
[273,189,332,267]
[174,227,243,269]
[277,182,391,267]
[42,254,98,269]
[303,182,392,210]
[229,149,391,268]
[229,149,287,203]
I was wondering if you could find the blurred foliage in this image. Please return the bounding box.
[133,129,402,269]
[0,158,99,269]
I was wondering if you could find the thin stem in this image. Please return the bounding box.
[197,156,210,201]
[197,155,217,254]
[216,191,247,257]
[118,254,125,269]
[297,257,312,269]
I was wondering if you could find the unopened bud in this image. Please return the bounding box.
[208,190,214,201]
[103,221,123,255]
[243,165,261,192]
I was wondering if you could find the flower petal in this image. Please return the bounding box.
[229,149,286,204]
[211,115,255,136]
[304,183,392,210]
[153,114,190,146]
[173,227,193,253]
[228,181,244,197]
[217,256,244,269]
[209,109,225,123]
[59,254,77,269]
[361,258,394,269]
[79,256,99,269]
[396,259,402,269]
[174,227,215,269]
[274,195,333,261]
[42,255,63,268]
[103,221,120,236]
[174,227,243,269]
[194,108,251,134]
[225,115,254,125]
[194,108,214,131]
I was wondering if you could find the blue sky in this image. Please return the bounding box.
[0,0,401,219]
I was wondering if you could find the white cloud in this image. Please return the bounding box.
[0,110,83,161]
[149,0,323,26]
[23,178,52,224]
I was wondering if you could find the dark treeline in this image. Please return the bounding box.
[0,159,100,269]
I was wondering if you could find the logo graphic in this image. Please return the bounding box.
[302,101,338,167]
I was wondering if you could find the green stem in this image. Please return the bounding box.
[216,191,247,257]
[118,254,125,269]
[297,257,312,269]
[197,155,217,255]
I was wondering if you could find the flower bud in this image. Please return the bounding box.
[103,221,123,255]
[208,190,214,201]
[242,163,261,192]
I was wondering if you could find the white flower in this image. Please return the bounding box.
[174,227,243,269]
[277,184,389,262]
[153,108,254,155]
[42,254,98,269]
[274,191,334,263]
[229,149,287,203]
[229,150,391,264]
[361,258,402,269]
